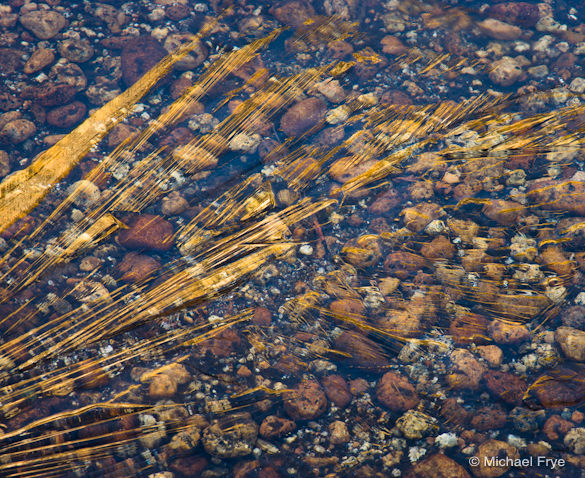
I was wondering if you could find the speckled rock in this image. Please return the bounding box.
[321,375,352,408]
[283,379,327,420]
[24,48,55,74]
[259,415,296,438]
[543,415,574,441]
[329,420,350,445]
[47,101,87,128]
[564,427,585,454]
[488,320,530,345]
[486,2,540,27]
[489,57,524,87]
[476,345,503,367]
[20,10,67,40]
[0,119,36,144]
[23,82,76,107]
[0,150,10,177]
[117,214,174,251]
[447,348,487,390]
[404,453,470,478]
[121,36,167,87]
[401,203,443,232]
[202,414,258,458]
[396,410,438,439]
[555,326,585,361]
[58,39,94,63]
[149,374,178,399]
[473,440,519,477]
[117,252,161,283]
[161,191,188,216]
[280,97,326,137]
[376,371,419,412]
[66,180,100,208]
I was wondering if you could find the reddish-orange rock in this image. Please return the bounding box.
[404,453,470,478]
[484,370,527,405]
[483,199,524,226]
[543,415,574,441]
[117,252,160,283]
[283,380,328,420]
[117,214,174,251]
[471,405,508,431]
[334,330,390,371]
[280,97,326,137]
[376,371,419,412]
[420,235,455,260]
[384,252,428,280]
[488,320,530,345]
[447,349,487,390]
[321,375,352,408]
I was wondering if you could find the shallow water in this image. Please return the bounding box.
[1,0,585,477]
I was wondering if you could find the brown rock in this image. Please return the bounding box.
[483,199,524,225]
[368,188,401,215]
[47,101,86,128]
[161,191,188,216]
[473,440,519,477]
[20,10,67,40]
[0,92,21,112]
[252,307,271,326]
[543,415,574,441]
[378,309,422,339]
[401,203,443,232]
[421,235,454,260]
[340,235,382,268]
[476,345,503,367]
[283,380,327,420]
[471,405,508,431]
[259,415,296,438]
[121,36,167,87]
[117,252,160,283]
[321,375,351,408]
[349,378,369,396]
[381,36,408,56]
[376,371,419,412]
[117,214,174,251]
[527,179,585,216]
[0,119,36,144]
[0,48,24,75]
[404,453,470,478]
[166,4,190,21]
[329,156,378,184]
[0,150,10,177]
[440,398,470,426]
[447,349,487,390]
[538,245,575,277]
[449,313,490,345]
[334,330,390,371]
[488,320,530,345]
[384,252,428,280]
[24,48,55,74]
[23,82,76,107]
[280,97,326,137]
[170,456,208,476]
[108,123,139,149]
[270,1,315,27]
[149,373,178,399]
[484,370,527,405]
[486,2,540,27]
[555,326,585,361]
[330,298,365,318]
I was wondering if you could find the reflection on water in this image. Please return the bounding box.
[0,0,585,476]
